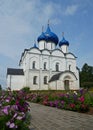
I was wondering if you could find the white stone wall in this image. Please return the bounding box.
[38,41,56,50]
[75,68,80,89]
[7,75,25,90]
[28,70,40,90]
[51,57,65,71]
[61,45,68,53]
[38,41,45,50]
[10,46,80,90]
[27,48,78,90]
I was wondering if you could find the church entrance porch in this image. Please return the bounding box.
[49,71,78,90]
[59,71,78,90]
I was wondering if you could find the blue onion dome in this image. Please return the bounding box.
[37,31,46,42]
[44,24,59,45]
[59,35,69,47]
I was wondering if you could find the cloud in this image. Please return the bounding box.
[64,5,78,15]
[0,0,62,60]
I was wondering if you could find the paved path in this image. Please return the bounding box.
[29,103,93,130]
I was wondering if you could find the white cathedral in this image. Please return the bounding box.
[7,23,80,90]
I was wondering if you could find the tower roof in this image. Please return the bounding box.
[37,32,46,43]
[59,35,69,47]
[37,24,59,45]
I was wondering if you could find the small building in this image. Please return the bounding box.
[7,23,80,90]
[7,68,24,90]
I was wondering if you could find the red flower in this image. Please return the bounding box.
[78,96,85,103]
[43,100,48,105]
[69,103,75,108]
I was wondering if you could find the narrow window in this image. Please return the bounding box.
[44,42,46,49]
[33,76,37,84]
[44,62,47,70]
[69,65,71,71]
[44,76,47,84]
[56,63,59,71]
[51,43,52,50]
[32,61,35,69]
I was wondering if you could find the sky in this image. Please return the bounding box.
[0,0,93,88]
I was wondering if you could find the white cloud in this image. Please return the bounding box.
[0,0,62,60]
[64,5,78,15]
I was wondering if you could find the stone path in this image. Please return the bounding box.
[29,103,93,130]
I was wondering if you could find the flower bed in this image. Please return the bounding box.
[0,88,30,130]
[28,89,93,113]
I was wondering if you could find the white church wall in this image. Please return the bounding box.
[7,75,11,88]
[28,70,40,90]
[51,50,64,57]
[56,80,65,90]
[42,50,50,55]
[51,42,56,50]
[66,60,76,72]
[66,53,75,59]
[41,71,49,90]
[25,53,30,70]
[39,41,45,50]
[7,75,25,90]
[49,81,56,90]
[29,55,40,70]
[19,52,29,71]
[75,68,80,89]
[51,57,65,71]
[61,45,68,53]
[29,48,41,54]
[42,56,49,70]
[49,80,64,90]
[47,42,52,50]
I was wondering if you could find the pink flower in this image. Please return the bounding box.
[13,113,18,118]
[78,96,85,103]
[61,101,64,105]
[17,116,23,120]
[5,99,10,102]
[2,106,10,115]
[12,105,18,110]
[9,123,15,128]
[6,122,18,128]
[6,121,10,126]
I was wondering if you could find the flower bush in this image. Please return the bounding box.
[28,89,93,113]
[0,88,30,130]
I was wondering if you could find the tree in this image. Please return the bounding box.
[0,84,2,91]
[80,63,93,88]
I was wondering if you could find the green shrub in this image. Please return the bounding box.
[21,87,30,93]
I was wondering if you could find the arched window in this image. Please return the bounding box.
[32,61,36,69]
[44,62,47,70]
[56,63,59,71]
[44,76,47,84]
[33,76,37,84]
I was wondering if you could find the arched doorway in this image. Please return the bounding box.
[64,76,70,90]
[64,80,69,90]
